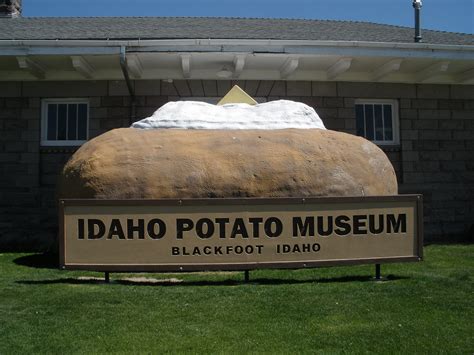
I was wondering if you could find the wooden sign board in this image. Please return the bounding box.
[59,196,423,272]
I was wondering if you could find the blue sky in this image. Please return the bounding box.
[23,0,473,34]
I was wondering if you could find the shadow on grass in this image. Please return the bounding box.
[14,253,59,270]
[16,274,407,287]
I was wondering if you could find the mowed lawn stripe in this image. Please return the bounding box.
[0,244,472,353]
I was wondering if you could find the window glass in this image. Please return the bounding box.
[383,105,393,141]
[78,104,88,140]
[47,104,57,141]
[67,104,78,140]
[355,104,364,137]
[57,104,67,141]
[374,104,384,141]
[42,100,89,146]
[365,104,374,141]
[354,100,398,145]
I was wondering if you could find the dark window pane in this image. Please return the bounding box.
[365,105,374,140]
[383,105,393,141]
[47,104,57,140]
[78,104,88,140]
[374,104,384,141]
[67,104,78,140]
[57,104,67,140]
[355,104,365,137]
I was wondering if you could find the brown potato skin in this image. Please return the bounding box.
[58,128,398,199]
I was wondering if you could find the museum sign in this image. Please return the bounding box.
[60,196,423,272]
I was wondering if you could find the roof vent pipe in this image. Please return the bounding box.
[0,0,21,18]
[413,0,422,43]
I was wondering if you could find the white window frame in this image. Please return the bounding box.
[354,99,399,146]
[41,98,89,146]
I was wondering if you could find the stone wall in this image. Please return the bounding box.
[0,80,473,250]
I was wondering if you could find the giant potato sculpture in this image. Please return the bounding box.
[58,99,397,199]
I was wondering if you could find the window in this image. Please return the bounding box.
[41,99,89,146]
[355,100,399,145]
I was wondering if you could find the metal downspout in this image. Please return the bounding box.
[119,46,137,125]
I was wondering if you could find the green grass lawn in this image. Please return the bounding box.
[0,244,473,354]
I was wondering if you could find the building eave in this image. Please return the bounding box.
[0,39,473,84]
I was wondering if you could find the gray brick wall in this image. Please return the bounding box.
[0,80,473,250]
